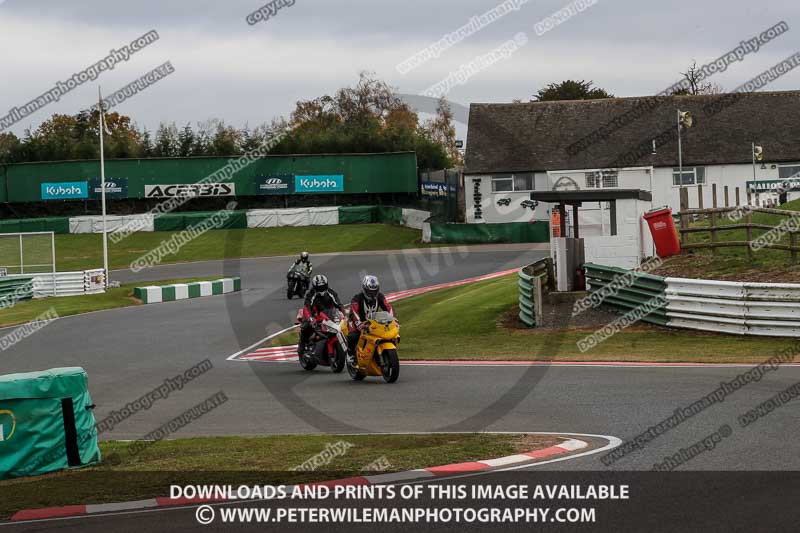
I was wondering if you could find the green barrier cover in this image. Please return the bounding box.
[376,206,402,225]
[584,263,668,325]
[0,217,69,235]
[0,367,100,480]
[430,222,550,244]
[338,206,376,224]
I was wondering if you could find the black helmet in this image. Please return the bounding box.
[300,251,309,263]
[311,274,328,293]
[362,275,380,302]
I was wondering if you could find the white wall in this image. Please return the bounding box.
[582,199,653,269]
[464,174,549,224]
[651,163,780,210]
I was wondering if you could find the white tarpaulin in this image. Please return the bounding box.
[308,207,339,226]
[276,208,311,227]
[68,216,94,234]
[246,210,279,228]
[69,215,153,234]
[401,208,430,230]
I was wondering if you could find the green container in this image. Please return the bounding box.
[0,367,101,479]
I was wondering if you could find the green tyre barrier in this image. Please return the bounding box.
[134,277,241,304]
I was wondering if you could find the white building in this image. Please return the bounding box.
[463,91,800,267]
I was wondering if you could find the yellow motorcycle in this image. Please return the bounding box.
[342,311,400,383]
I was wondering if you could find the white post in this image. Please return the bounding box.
[51,232,57,296]
[18,234,23,274]
[752,142,757,184]
[98,87,110,289]
[677,110,683,194]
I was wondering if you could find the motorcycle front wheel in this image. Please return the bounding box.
[381,349,400,384]
[330,343,346,374]
[299,349,317,371]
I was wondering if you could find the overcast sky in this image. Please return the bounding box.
[1,0,798,138]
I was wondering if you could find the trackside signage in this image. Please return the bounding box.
[144,183,236,198]
[295,175,344,193]
[257,174,294,195]
[41,181,88,200]
[89,177,129,199]
[746,179,800,192]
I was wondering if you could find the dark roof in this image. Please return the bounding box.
[465,91,800,174]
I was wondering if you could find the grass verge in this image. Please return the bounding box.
[272,274,797,363]
[0,278,210,328]
[48,224,426,271]
[0,433,559,519]
[653,198,800,281]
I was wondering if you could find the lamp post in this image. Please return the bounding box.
[98,87,110,289]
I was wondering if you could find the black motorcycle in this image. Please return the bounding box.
[299,307,346,373]
[286,265,309,299]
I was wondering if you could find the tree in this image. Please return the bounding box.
[178,124,195,157]
[153,122,179,157]
[670,61,724,95]
[533,80,614,101]
[424,97,460,167]
[0,132,21,164]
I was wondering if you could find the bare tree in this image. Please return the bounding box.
[671,61,724,95]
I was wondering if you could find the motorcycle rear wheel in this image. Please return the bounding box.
[347,361,366,381]
[381,349,400,384]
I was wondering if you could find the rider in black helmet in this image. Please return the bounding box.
[298,274,344,356]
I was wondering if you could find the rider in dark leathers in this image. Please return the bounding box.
[298,274,345,356]
[347,275,393,357]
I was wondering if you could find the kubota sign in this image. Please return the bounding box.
[295,175,344,193]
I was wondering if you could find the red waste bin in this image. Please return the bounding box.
[643,206,681,258]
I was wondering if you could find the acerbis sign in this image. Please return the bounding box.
[0,409,16,442]
[41,182,88,200]
[295,175,344,193]
[257,174,294,195]
[144,183,236,198]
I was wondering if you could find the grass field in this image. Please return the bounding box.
[654,198,800,281]
[273,274,797,363]
[0,433,558,519]
[0,278,209,328]
[1,224,427,272]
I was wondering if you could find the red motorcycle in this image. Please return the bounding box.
[298,307,346,373]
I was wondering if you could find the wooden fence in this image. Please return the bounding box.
[677,185,799,263]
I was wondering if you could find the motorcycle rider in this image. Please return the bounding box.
[347,275,394,359]
[298,274,345,356]
[289,251,313,275]
[287,251,313,295]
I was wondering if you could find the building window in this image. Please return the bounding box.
[672,167,706,186]
[584,170,618,189]
[491,173,534,192]
[778,165,800,180]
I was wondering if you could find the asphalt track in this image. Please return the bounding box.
[3,243,800,477]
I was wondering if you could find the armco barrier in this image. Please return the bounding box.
[584,263,669,326]
[518,258,553,327]
[0,276,34,305]
[20,269,106,298]
[134,277,241,304]
[665,277,800,337]
[585,263,800,337]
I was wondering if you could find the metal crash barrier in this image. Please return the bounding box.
[518,258,554,327]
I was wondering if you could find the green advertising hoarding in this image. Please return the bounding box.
[0,152,418,203]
